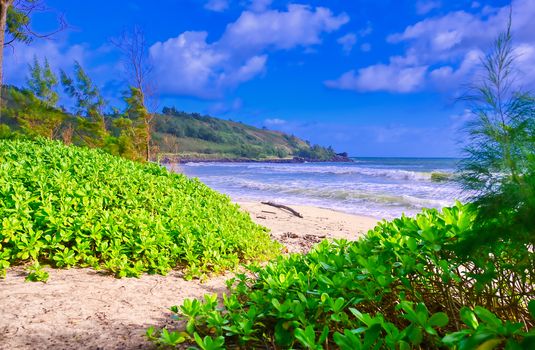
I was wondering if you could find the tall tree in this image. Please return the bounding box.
[111,26,157,161]
[0,0,13,94]
[457,18,535,251]
[60,61,107,147]
[8,87,65,138]
[123,86,150,161]
[2,55,63,139]
[26,55,58,107]
[0,0,65,117]
[61,61,104,117]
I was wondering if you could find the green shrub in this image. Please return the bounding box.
[457,23,535,252]
[149,203,534,349]
[0,138,280,279]
[0,124,11,139]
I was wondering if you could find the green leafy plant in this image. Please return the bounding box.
[193,333,225,350]
[25,261,49,282]
[0,138,280,280]
[146,327,187,347]
[442,306,535,349]
[150,203,534,349]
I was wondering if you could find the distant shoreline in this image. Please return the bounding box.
[161,154,353,164]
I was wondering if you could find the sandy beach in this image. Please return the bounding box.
[0,202,378,350]
[237,201,378,253]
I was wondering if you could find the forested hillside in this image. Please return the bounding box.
[1,86,347,162]
[154,107,344,161]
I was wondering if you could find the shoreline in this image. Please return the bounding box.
[0,201,379,349]
[160,155,354,164]
[238,201,378,253]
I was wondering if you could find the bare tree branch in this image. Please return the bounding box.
[111,26,159,161]
[110,26,157,106]
[5,0,68,47]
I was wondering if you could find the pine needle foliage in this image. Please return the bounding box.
[26,55,59,108]
[457,20,535,252]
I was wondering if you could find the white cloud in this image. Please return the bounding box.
[231,55,267,82]
[4,40,87,86]
[204,0,273,13]
[449,109,474,131]
[204,0,229,12]
[264,118,287,125]
[387,0,535,59]
[337,33,357,53]
[360,43,371,52]
[336,22,372,54]
[358,21,373,37]
[221,5,349,51]
[416,0,441,15]
[432,29,463,51]
[325,64,427,93]
[149,31,260,99]
[248,0,272,12]
[428,49,483,90]
[151,4,348,98]
[514,43,535,88]
[327,0,535,94]
[207,98,243,115]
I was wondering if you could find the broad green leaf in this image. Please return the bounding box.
[428,312,449,328]
[460,307,479,329]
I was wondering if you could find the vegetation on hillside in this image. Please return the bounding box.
[1,53,343,163]
[1,56,155,162]
[154,107,338,161]
[1,83,342,162]
[0,138,280,280]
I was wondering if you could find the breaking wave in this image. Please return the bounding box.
[180,159,462,218]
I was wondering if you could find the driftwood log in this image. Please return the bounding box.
[261,210,277,214]
[261,201,303,218]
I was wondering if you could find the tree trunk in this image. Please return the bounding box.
[145,117,150,161]
[0,0,13,120]
[0,0,10,84]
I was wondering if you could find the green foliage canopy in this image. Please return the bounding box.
[5,87,64,138]
[60,61,108,147]
[26,55,59,107]
[5,2,32,45]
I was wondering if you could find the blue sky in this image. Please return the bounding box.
[5,0,535,156]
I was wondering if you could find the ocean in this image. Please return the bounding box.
[174,158,466,219]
